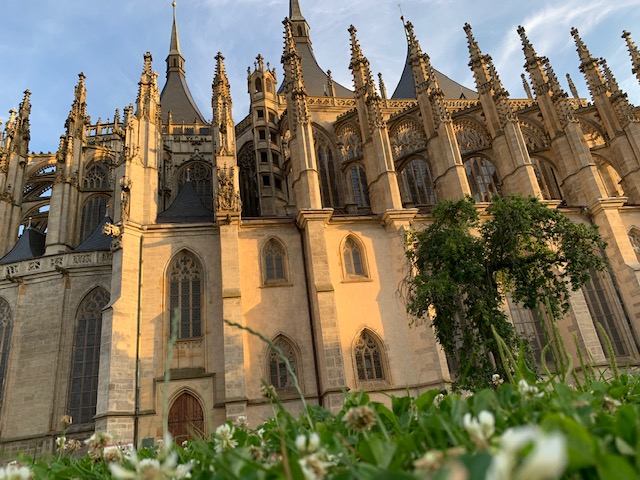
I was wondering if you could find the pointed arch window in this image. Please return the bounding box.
[83,163,109,190]
[343,236,367,279]
[69,287,109,425]
[80,195,108,242]
[177,162,212,207]
[349,165,370,207]
[168,392,205,443]
[399,158,436,205]
[354,330,386,382]
[582,268,629,357]
[0,298,12,412]
[168,251,203,339]
[263,239,288,285]
[268,336,298,391]
[238,145,260,217]
[505,295,547,363]
[464,156,500,202]
[531,157,562,201]
[314,128,341,208]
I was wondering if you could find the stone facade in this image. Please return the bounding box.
[0,0,639,450]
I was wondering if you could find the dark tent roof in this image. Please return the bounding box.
[75,215,113,252]
[392,51,477,99]
[0,227,46,265]
[157,181,214,224]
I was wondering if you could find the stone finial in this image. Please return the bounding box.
[517,25,538,64]
[378,73,387,99]
[599,58,621,93]
[521,73,533,99]
[463,23,483,64]
[570,27,592,61]
[566,73,580,99]
[622,30,640,82]
[404,21,424,60]
[348,25,365,68]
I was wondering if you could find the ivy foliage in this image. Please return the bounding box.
[405,195,607,389]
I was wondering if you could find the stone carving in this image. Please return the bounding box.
[216,165,241,211]
[390,120,427,160]
[119,176,132,221]
[103,222,123,251]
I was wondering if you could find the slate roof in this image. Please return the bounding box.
[157,181,214,224]
[75,215,113,252]
[0,227,46,265]
[392,50,477,99]
[160,72,207,125]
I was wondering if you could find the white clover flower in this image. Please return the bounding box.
[517,379,541,397]
[0,464,33,480]
[487,426,567,480]
[55,436,66,450]
[433,393,445,407]
[492,374,504,386]
[296,432,320,453]
[214,423,238,453]
[234,415,248,429]
[413,450,444,471]
[298,451,334,480]
[85,431,114,451]
[463,410,495,447]
[603,395,622,413]
[103,445,124,464]
[109,445,193,480]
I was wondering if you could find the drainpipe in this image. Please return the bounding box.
[133,232,144,447]
[296,222,323,408]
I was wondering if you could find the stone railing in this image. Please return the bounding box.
[2,250,112,279]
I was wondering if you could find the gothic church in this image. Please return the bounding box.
[0,0,639,453]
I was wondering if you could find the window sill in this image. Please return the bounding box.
[260,282,293,288]
[341,276,373,284]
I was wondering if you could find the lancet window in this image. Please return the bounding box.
[315,132,340,208]
[399,158,436,205]
[354,330,386,382]
[238,145,260,217]
[506,295,547,363]
[79,194,108,242]
[342,236,367,279]
[268,336,298,391]
[349,165,369,208]
[464,156,500,202]
[177,161,212,207]
[263,238,288,285]
[68,287,109,425]
[531,157,562,200]
[168,251,203,339]
[0,298,12,412]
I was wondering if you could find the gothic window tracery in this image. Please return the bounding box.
[168,251,203,340]
[349,165,369,208]
[83,163,109,190]
[464,156,500,202]
[519,120,550,152]
[80,194,108,242]
[263,238,288,285]
[268,335,298,391]
[68,287,109,425]
[177,161,212,207]
[505,295,547,363]
[531,157,562,200]
[579,120,607,148]
[313,127,340,208]
[454,119,491,155]
[629,229,640,262]
[336,123,362,162]
[0,298,12,412]
[390,120,426,161]
[354,330,386,382]
[342,236,367,279]
[399,158,436,205]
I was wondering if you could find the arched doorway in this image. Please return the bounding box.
[168,392,205,442]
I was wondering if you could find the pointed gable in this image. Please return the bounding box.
[0,227,46,265]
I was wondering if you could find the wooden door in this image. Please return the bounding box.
[168,392,204,443]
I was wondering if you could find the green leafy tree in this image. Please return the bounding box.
[405,195,607,389]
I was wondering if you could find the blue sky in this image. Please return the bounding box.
[1,0,639,153]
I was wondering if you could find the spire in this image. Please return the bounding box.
[464,23,491,92]
[622,30,640,84]
[289,0,304,21]
[64,73,87,138]
[160,2,206,124]
[212,52,234,155]
[571,27,607,98]
[281,18,309,126]
[378,73,387,100]
[136,52,161,122]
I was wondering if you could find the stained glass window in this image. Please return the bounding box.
[80,195,108,242]
[169,252,202,339]
[354,331,385,381]
[464,156,500,202]
[69,287,109,424]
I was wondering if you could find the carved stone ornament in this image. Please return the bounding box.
[102,222,123,251]
[119,176,132,221]
[215,165,242,212]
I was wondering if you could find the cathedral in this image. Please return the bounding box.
[0,0,640,453]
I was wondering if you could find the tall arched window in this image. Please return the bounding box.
[168,392,204,443]
[263,239,288,285]
[268,336,298,391]
[464,156,500,202]
[313,128,340,208]
[582,269,629,357]
[505,295,547,363]
[69,287,109,425]
[238,145,260,217]
[0,298,12,411]
[168,251,203,339]
[354,330,386,382]
[342,236,367,279]
[399,158,436,205]
[349,165,370,208]
[177,162,212,207]
[80,195,108,242]
[531,157,562,200]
